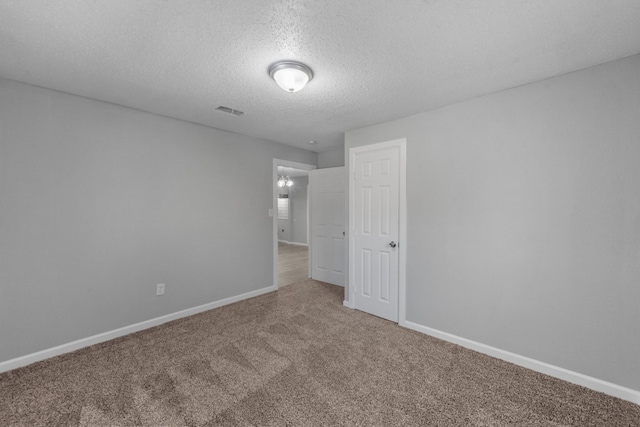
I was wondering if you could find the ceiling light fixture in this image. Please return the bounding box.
[269,61,313,93]
[277,175,294,187]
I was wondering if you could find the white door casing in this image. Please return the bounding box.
[349,139,406,322]
[310,167,346,286]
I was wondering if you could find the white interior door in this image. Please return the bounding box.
[350,141,403,322]
[310,167,346,286]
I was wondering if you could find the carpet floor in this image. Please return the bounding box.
[0,279,638,426]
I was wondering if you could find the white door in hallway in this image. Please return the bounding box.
[350,140,404,322]
[310,167,346,286]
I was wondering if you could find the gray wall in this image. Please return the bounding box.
[277,176,308,244]
[290,176,309,245]
[277,217,291,242]
[0,78,317,363]
[318,147,345,168]
[345,54,640,391]
[277,187,291,242]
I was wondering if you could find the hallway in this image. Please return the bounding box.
[278,242,308,287]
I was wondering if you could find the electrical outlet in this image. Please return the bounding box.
[156,283,165,296]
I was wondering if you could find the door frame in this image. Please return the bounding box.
[348,138,407,323]
[272,159,316,289]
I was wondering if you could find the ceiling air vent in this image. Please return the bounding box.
[215,106,245,117]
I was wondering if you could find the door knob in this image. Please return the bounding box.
[389,241,397,248]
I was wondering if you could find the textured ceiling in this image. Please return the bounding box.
[2,1,640,153]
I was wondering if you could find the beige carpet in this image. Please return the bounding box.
[0,279,638,426]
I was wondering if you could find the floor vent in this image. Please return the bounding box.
[215,106,245,117]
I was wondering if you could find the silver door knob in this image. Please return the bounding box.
[389,241,397,248]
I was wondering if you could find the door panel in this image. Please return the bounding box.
[351,145,400,321]
[310,167,346,286]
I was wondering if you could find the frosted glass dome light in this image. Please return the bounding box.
[269,61,313,93]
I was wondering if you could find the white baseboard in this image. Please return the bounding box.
[0,285,277,374]
[400,320,639,405]
[278,240,308,247]
[343,299,354,308]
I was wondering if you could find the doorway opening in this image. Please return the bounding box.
[272,159,316,289]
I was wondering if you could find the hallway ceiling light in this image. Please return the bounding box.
[269,61,313,93]
[277,175,294,187]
